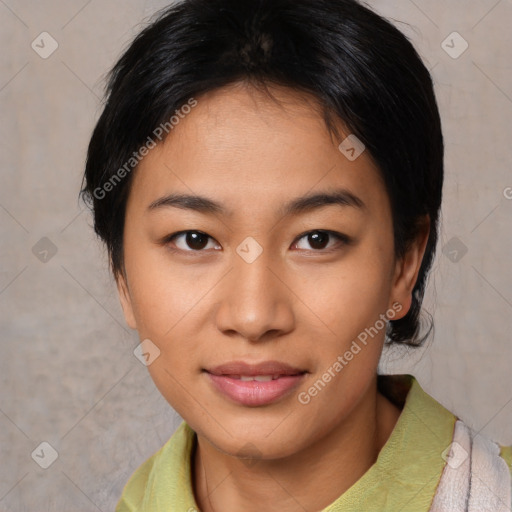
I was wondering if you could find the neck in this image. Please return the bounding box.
[193,376,402,512]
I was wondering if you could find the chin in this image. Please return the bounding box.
[193,415,313,461]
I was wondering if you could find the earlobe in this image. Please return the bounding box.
[389,217,430,320]
[116,272,138,330]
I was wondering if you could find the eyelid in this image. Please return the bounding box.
[162,230,221,251]
[292,230,352,251]
[162,229,351,253]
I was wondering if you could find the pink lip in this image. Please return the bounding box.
[205,360,307,407]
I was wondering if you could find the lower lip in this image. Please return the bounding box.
[206,372,306,406]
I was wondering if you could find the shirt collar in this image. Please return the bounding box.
[140,374,456,512]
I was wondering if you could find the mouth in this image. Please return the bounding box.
[223,374,293,381]
[204,360,307,407]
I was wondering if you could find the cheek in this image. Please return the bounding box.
[125,252,208,413]
[297,246,393,348]
[290,254,393,438]
[123,244,218,409]
[124,242,207,338]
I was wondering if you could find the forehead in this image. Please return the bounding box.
[127,83,388,218]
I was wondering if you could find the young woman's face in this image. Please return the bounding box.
[117,83,425,459]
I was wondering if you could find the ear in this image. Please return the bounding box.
[116,271,138,330]
[389,216,430,320]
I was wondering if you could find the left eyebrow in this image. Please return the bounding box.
[278,188,366,217]
[147,188,366,217]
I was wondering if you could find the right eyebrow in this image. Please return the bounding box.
[147,193,229,216]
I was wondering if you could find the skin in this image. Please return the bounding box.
[116,81,430,512]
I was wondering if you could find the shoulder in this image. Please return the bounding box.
[115,452,158,512]
[499,445,512,475]
[115,421,195,512]
[430,419,512,510]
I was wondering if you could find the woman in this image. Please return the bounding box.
[81,0,512,510]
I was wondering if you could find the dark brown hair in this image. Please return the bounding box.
[81,0,444,347]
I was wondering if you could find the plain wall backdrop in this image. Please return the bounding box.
[1,0,511,510]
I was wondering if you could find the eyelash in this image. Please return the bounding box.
[162,230,352,254]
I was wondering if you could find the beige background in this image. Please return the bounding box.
[1,0,511,510]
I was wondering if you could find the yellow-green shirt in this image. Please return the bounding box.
[116,374,512,511]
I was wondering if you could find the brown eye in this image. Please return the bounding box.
[166,231,219,252]
[307,232,329,250]
[294,230,350,252]
[184,232,209,250]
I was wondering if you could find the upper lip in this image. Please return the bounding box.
[206,360,306,377]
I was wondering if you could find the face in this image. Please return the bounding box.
[117,82,427,459]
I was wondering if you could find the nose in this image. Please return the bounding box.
[214,249,295,343]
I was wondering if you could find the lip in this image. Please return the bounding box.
[205,360,307,407]
[207,360,305,377]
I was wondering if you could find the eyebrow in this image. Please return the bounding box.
[147,188,366,217]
